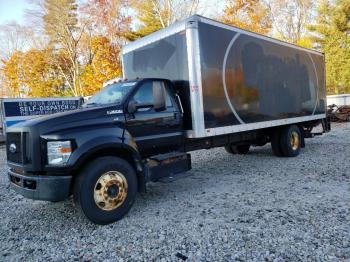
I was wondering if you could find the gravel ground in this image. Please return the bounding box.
[0,123,349,261]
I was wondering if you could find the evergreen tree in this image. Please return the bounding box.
[127,1,163,40]
[127,0,200,41]
[309,0,350,94]
[43,0,83,96]
[43,0,78,44]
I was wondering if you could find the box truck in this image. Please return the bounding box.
[6,15,330,224]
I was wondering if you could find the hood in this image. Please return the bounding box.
[8,104,125,135]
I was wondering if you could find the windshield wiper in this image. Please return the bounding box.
[84,102,99,107]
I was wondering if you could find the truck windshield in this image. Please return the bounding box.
[84,81,136,106]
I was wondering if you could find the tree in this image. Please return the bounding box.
[43,0,85,96]
[43,0,78,43]
[128,0,200,40]
[1,51,24,97]
[0,23,32,61]
[268,0,314,43]
[221,0,272,35]
[1,0,130,98]
[81,0,131,45]
[79,0,130,94]
[21,49,65,97]
[296,36,313,48]
[309,0,350,94]
[1,49,66,97]
[0,23,31,97]
[81,36,122,95]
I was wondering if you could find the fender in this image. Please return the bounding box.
[67,135,142,172]
[43,127,143,175]
[42,126,148,192]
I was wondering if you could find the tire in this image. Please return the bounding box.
[279,125,301,157]
[224,145,236,154]
[225,144,250,154]
[271,130,283,157]
[73,156,137,225]
[253,141,267,147]
[234,144,250,154]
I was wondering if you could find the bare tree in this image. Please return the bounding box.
[0,23,32,60]
[268,0,314,43]
[0,23,35,98]
[150,0,200,27]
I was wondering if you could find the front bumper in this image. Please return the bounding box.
[8,169,72,201]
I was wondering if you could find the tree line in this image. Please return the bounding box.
[0,0,349,98]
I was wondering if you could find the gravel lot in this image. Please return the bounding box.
[0,123,349,261]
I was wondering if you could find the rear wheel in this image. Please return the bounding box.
[73,156,137,225]
[224,144,236,154]
[271,130,283,157]
[225,144,250,154]
[280,125,301,157]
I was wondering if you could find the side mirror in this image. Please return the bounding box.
[128,100,153,114]
[153,81,166,111]
[128,100,137,114]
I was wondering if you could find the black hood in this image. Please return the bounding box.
[6,104,126,172]
[8,104,125,135]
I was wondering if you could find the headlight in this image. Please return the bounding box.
[47,141,72,165]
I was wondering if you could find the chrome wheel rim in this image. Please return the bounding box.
[94,171,128,211]
[290,131,300,151]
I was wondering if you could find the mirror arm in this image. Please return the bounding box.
[136,103,154,109]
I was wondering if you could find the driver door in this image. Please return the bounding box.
[125,80,182,157]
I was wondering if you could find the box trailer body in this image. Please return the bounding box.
[122,15,326,138]
[5,15,330,225]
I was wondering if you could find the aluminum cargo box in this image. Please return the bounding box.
[122,15,326,138]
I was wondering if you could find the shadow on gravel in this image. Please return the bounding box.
[3,141,336,228]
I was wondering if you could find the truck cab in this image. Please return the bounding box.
[7,78,190,224]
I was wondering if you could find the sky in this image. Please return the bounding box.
[0,0,225,26]
[0,0,33,25]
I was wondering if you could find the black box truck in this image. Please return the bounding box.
[6,16,330,224]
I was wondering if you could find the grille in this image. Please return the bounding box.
[6,132,23,164]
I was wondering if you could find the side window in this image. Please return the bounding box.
[164,86,173,108]
[133,81,173,108]
[133,81,153,104]
[153,81,173,108]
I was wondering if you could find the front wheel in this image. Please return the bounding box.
[73,156,137,225]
